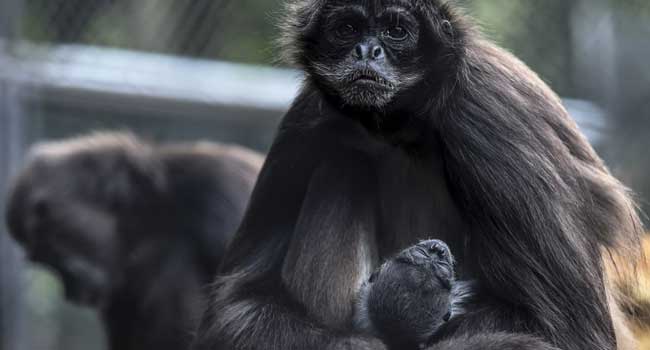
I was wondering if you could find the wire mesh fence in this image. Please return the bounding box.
[24,0,226,56]
[20,0,279,63]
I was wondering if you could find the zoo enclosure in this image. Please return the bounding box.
[1,1,650,350]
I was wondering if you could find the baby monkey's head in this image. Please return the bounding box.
[356,239,455,349]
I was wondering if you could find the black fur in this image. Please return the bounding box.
[5,132,262,350]
[193,1,643,350]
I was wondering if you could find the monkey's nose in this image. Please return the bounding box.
[354,43,385,61]
[371,46,384,60]
[354,44,365,60]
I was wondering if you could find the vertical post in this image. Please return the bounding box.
[570,0,617,106]
[0,1,26,350]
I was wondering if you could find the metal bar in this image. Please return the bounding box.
[0,0,26,349]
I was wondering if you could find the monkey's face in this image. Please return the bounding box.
[302,0,455,110]
[7,160,122,308]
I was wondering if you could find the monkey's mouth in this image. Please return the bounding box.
[347,69,395,89]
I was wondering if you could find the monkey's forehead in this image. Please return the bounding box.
[324,0,418,10]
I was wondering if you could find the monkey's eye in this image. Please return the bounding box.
[384,26,408,40]
[336,23,358,38]
[441,20,453,36]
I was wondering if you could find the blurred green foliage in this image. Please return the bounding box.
[20,0,650,96]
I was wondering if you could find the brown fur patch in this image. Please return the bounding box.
[607,235,650,349]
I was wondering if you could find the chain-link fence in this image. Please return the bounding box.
[20,0,279,63]
[24,0,227,56]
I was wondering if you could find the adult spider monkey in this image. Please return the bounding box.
[6,132,262,350]
[193,1,643,349]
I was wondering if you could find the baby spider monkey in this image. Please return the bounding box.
[356,240,473,350]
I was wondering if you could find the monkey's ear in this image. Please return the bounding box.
[104,150,167,210]
[419,0,471,45]
[441,20,454,37]
[278,0,325,66]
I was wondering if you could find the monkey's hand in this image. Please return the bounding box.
[356,240,455,349]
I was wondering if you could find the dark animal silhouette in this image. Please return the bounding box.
[6,132,262,350]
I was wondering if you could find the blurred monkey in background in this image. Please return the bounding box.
[5,132,262,350]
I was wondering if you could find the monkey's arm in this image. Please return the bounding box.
[193,109,385,350]
[436,50,639,349]
[439,106,613,349]
[281,152,379,332]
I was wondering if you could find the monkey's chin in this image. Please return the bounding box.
[339,83,395,110]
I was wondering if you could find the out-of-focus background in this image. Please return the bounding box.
[0,1,648,349]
